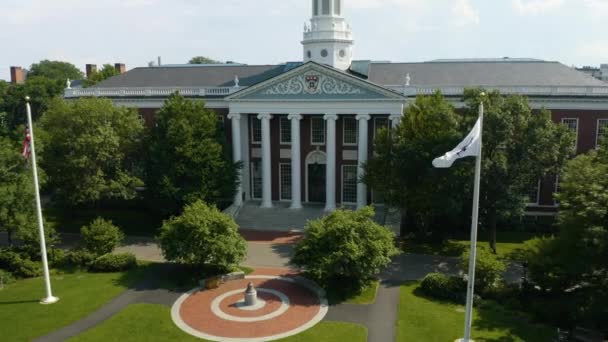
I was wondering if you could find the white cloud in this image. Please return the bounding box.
[452,0,480,26]
[576,41,608,62]
[584,0,608,12]
[512,0,564,14]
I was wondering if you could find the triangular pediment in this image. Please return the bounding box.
[227,62,405,101]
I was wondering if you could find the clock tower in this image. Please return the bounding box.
[302,0,354,70]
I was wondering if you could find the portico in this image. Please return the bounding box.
[226,62,405,211]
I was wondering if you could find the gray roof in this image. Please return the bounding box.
[367,60,607,87]
[95,64,296,88]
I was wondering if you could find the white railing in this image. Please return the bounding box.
[388,85,608,97]
[303,30,352,41]
[64,86,242,98]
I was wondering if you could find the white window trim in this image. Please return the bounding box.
[373,117,390,140]
[342,117,358,146]
[310,117,326,146]
[525,179,541,206]
[596,119,608,149]
[251,117,261,144]
[250,161,262,200]
[341,164,358,204]
[561,118,579,149]
[279,117,291,145]
[279,163,292,202]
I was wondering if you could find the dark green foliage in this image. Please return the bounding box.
[0,269,15,285]
[419,273,466,302]
[0,76,64,129]
[364,92,468,238]
[89,253,137,272]
[157,201,246,270]
[188,56,221,64]
[63,249,97,268]
[291,207,399,288]
[28,60,84,81]
[81,218,125,256]
[39,97,144,205]
[85,64,119,86]
[0,248,42,278]
[460,246,506,293]
[145,94,239,214]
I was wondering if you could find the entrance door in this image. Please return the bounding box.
[308,163,326,202]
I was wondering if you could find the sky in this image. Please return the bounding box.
[1,0,607,81]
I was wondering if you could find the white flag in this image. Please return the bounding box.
[432,118,482,168]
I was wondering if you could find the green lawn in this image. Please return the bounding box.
[403,231,543,259]
[397,283,555,341]
[46,206,163,237]
[326,280,379,305]
[0,267,148,341]
[70,304,367,342]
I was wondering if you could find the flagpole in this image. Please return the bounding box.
[459,97,484,342]
[25,96,59,305]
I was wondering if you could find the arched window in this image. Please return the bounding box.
[322,0,330,15]
[334,0,341,15]
[313,0,318,16]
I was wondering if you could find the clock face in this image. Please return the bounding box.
[321,49,328,57]
[339,49,346,58]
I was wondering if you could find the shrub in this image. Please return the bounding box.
[64,249,97,268]
[460,246,506,294]
[291,207,399,288]
[48,248,67,267]
[0,249,41,278]
[420,273,466,302]
[0,269,15,286]
[89,253,137,272]
[157,201,246,270]
[81,218,125,256]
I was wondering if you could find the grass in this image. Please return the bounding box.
[326,280,380,305]
[0,267,149,341]
[70,304,367,342]
[397,282,555,341]
[46,205,163,237]
[403,231,543,259]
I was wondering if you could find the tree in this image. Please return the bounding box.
[145,93,239,214]
[0,77,65,129]
[291,207,399,288]
[188,56,221,64]
[463,89,573,253]
[81,218,125,256]
[460,246,505,293]
[85,64,120,86]
[39,97,144,205]
[157,201,246,270]
[28,60,84,82]
[364,92,469,238]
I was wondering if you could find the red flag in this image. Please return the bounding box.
[21,126,31,159]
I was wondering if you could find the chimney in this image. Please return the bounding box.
[114,63,126,74]
[86,64,97,78]
[10,66,25,84]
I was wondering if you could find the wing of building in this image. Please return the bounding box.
[64,0,608,215]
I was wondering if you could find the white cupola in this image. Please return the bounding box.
[302,0,354,70]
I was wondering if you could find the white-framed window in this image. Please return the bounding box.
[526,179,541,205]
[313,0,319,16]
[334,0,341,15]
[561,118,578,149]
[251,117,262,144]
[279,163,292,201]
[342,165,358,204]
[280,117,291,145]
[343,117,358,145]
[374,117,390,139]
[597,119,608,148]
[311,118,326,145]
[322,0,330,15]
[251,161,262,199]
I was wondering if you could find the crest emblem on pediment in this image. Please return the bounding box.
[305,74,320,94]
[262,72,364,96]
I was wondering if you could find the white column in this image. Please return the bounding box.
[356,114,371,209]
[389,113,403,128]
[324,113,338,211]
[258,113,273,208]
[288,113,303,209]
[228,113,243,207]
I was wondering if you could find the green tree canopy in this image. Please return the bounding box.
[145,93,239,214]
[0,77,65,129]
[28,60,84,82]
[364,92,469,237]
[85,64,120,86]
[188,56,221,64]
[463,89,573,252]
[157,200,246,270]
[39,97,144,205]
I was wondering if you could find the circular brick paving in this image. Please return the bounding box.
[171,275,328,341]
